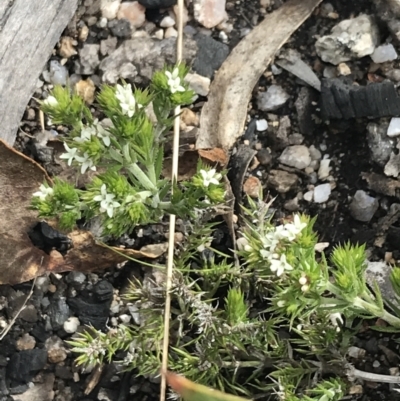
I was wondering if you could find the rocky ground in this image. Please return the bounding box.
[4,0,400,400]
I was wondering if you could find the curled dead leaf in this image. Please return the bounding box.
[196,0,322,151]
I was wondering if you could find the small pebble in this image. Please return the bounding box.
[119,314,132,324]
[117,1,146,28]
[16,334,36,351]
[372,360,381,368]
[164,27,178,38]
[154,29,164,40]
[318,159,331,180]
[257,149,271,166]
[303,190,314,202]
[337,62,351,76]
[101,0,121,20]
[160,16,175,28]
[243,176,262,198]
[371,44,398,63]
[279,145,311,170]
[349,190,379,222]
[185,73,210,96]
[387,118,400,138]
[256,119,268,131]
[257,85,290,111]
[63,317,80,333]
[313,183,331,203]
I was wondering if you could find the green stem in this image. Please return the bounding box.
[147,164,157,186]
[128,163,156,191]
[220,361,262,369]
[353,297,400,328]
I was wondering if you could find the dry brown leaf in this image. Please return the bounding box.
[196,0,322,151]
[0,140,165,284]
[0,140,53,284]
[198,148,228,166]
[47,231,167,274]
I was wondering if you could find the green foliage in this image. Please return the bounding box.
[36,66,400,400]
[32,65,225,237]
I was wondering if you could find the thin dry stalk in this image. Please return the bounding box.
[160,0,184,400]
[0,276,37,341]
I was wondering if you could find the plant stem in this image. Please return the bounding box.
[353,297,400,328]
[128,163,156,191]
[221,361,262,368]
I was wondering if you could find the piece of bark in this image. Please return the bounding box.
[0,0,78,145]
[196,0,322,151]
[321,78,400,119]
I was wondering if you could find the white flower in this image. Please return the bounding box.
[95,122,111,147]
[329,312,344,328]
[59,143,79,166]
[298,275,308,285]
[200,169,222,187]
[74,125,95,143]
[165,68,185,94]
[75,152,96,174]
[261,231,279,252]
[93,184,121,218]
[284,214,307,239]
[43,95,58,107]
[269,254,293,277]
[115,84,136,117]
[33,184,54,201]
[277,300,285,308]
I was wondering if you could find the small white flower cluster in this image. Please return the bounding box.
[115,83,137,118]
[60,143,96,174]
[93,184,121,218]
[245,215,307,277]
[59,120,111,174]
[165,68,185,94]
[33,184,54,201]
[199,169,222,187]
[74,120,111,147]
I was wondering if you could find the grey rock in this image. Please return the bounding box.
[366,261,398,307]
[316,14,379,65]
[184,72,210,96]
[349,190,379,222]
[276,115,291,146]
[371,43,398,63]
[76,44,100,74]
[313,183,331,203]
[267,170,298,193]
[367,122,394,167]
[295,86,317,135]
[276,49,321,91]
[100,36,118,56]
[138,0,176,8]
[384,151,400,177]
[49,60,68,86]
[100,37,197,84]
[47,298,70,330]
[108,19,132,38]
[7,349,48,384]
[65,272,86,286]
[257,85,290,111]
[385,69,400,82]
[279,145,311,170]
[31,143,54,164]
[192,34,229,78]
[256,149,272,166]
[11,373,54,401]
